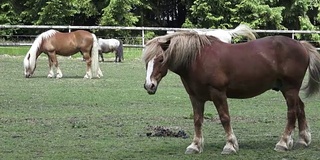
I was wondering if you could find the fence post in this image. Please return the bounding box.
[291,31,294,39]
[141,28,144,48]
[142,28,145,48]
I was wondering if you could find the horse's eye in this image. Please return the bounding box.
[159,59,164,63]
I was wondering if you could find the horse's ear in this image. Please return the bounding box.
[159,39,170,51]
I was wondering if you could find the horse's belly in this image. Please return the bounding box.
[226,82,275,99]
[56,49,79,56]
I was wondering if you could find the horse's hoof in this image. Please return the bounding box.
[294,140,309,149]
[185,147,200,154]
[221,147,237,155]
[84,75,90,79]
[274,144,288,152]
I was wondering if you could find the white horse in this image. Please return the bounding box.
[196,24,256,43]
[98,38,123,62]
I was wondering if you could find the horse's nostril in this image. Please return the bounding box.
[150,83,155,90]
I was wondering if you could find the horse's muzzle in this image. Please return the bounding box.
[144,83,157,95]
[25,73,31,78]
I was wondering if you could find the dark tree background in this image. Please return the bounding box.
[0,0,319,42]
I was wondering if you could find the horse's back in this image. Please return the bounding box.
[42,30,93,55]
[99,38,120,52]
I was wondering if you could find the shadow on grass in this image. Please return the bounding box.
[29,75,85,79]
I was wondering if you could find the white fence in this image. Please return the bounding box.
[0,25,319,49]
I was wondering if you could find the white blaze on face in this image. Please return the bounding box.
[145,57,155,86]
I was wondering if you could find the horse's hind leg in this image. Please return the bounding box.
[296,98,311,148]
[82,52,92,79]
[116,51,122,62]
[114,52,118,62]
[47,54,54,78]
[274,88,306,152]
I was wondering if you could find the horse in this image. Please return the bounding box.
[98,38,123,62]
[23,29,102,79]
[142,31,320,155]
[196,24,256,43]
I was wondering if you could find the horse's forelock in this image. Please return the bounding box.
[143,32,212,69]
[142,38,164,63]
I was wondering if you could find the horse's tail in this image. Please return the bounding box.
[117,40,124,61]
[228,24,257,41]
[91,34,100,78]
[301,41,320,97]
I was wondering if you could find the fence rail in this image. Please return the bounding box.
[0,25,319,49]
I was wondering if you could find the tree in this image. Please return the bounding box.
[36,0,76,25]
[100,0,141,26]
[184,0,285,29]
[137,0,189,27]
[0,1,19,36]
[98,0,142,38]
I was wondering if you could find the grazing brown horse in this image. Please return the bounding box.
[142,31,320,154]
[23,29,102,79]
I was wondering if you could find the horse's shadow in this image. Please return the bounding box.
[99,60,123,63]
[30,75,85,79]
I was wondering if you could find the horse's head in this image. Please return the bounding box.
[23,52,36,78]
[143,37,171,94]
[143,32,207,94]
[144,55,169,94]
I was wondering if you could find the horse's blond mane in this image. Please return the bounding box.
[142,31,212,70]
[31,29,58,52]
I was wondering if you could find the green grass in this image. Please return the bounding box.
[0,47,320,159]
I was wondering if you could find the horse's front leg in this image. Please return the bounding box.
[48,51,62,78]
[99,52,104,62]
[212,90,238,154]
[48,52,63,79]
[185,96,205,154]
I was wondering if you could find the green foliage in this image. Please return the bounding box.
[100,0,140,26]
[0,2,19,35]
[0,0,319,42]
[296,16,320,42]
[37,0,76,25]
[231,0,285,29]
[0,2,18,24]
[189,0,233,28]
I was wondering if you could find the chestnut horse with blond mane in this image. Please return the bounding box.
[23,29,102,79]
[143,31,320,154]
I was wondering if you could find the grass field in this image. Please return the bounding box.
[0,47,320,159]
